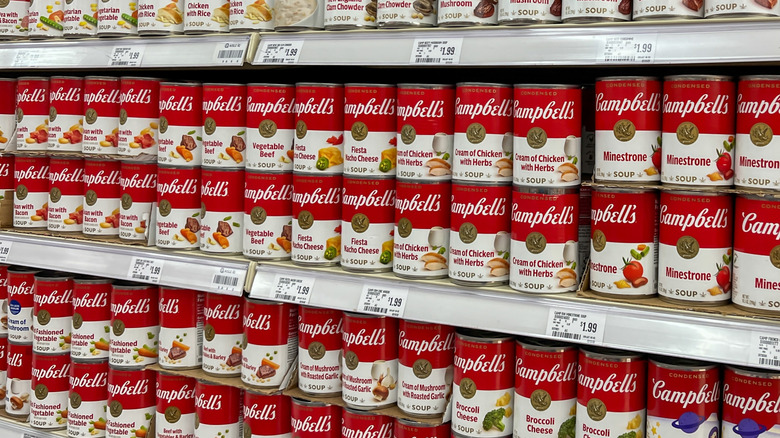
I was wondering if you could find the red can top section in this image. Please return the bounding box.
[514,86,581,137]
[17,77,50,116]
[595,79,662,131]
[646,361,720,420]
[734,195,780,255]
[8,342,33,380]
[70,360,109,403]
[0,155,14,191]
[295,84,344,132]
[292,174,343,221]
[659,192,732,248]
[31,353,72,393]
[107,368,156,410]
[84,159,121,199]
[394,181,451,229]
[244,172,293,216]
[246,84,296,130]
[243,391,291,435]
[454,334,514,389]
[298,306,343,350]
[577,351,647,412]
[722,367,780,428]
[201,168,244,213]
[342,178,396,224]
[344,85,397,132]
[73,280,111,322]
[0,79,16,114]
[156,373,197,415]
[159,82,203,127]
[8,269,37,305]
[120,77,160,118]
[157,166,201,208]
[737,79,780,134]
[398,320,455,368]
[110,285,159,329]
[49,158,85,196]
[204,293,243,334]
[0,337,8,372]
[159,288,203,329]
[396,86,455,136]
[342,314,398,363]
[455,84,513,135]
[14,156,49,193]
[511,190,579,244]
[243,300,297,345]
[34,276,74,318]
[202,84,246,127]
[120,162,158,203]
[195,382,242,424]
[50,76,85,117]
[291,400,342,438]
[84,77,121,115]
[662,79,736,135]
[591,189,658,243]
[515,343,578,400]
[450,183,511,235]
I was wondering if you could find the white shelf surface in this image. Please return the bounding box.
[0,414,65,438]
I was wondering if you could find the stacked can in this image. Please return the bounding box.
[48,76,85,152]
[82,76,121,156]
[241,299,297,388]
[118,77,160,158]
[0,266,9,412]
[13,155,50,229]
[158,287,204,369]
[16,77,50,152]
[0,79,16,152]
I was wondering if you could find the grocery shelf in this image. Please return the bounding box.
[0,413,65,438]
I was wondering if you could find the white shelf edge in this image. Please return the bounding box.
[0,414,66,438]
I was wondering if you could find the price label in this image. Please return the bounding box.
[410,38,463,65]
[13,49,45,67]
[109,46,145,67]
[597,34,658,64]
[272,274,315,304]
[211,267,245,295]
[749,331,780,369]
[358,284,408,318]
[0,241,12,263]
[257,40,304,64]
[546,308,606,345]
[213,40,249,65]
[127,257,164,284]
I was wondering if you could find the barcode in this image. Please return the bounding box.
[364,306,388,314]
[759,357,780,367]
[551,331,581,340]
[262,58,285,63]
[415,57,441,63]
[275,293,295,302]
[760,337,780,345]
[112,61,130,66]
[131,274,150,281]
[604,56,634,62]
[213,274,239,287]
[218,50,244,59]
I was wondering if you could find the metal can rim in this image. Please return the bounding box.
[664,74,734,82]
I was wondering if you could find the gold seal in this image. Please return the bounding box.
[587,398,606,421]
[592,229,607,252]
[200,202,206,221]
[36,309,51,326]
[204,117,217,136]
[0,0,11,7]
[397,217,412,238]
[244,422,252,438]
[50,187,62,204]
[526,232,547,254]
[158,199,172,217]
[119,108,128,125]
[260,119,277,138]
[70,392,82,409]
[771,245,780,269]
[527,127,547,149]
[677,236,700,259]
[250,206,267,225]
[351,213,369,233]
[203,324,215,342]
[751,122,773,147]
[72,312,83,330]
[401,124,416,145]
[308,341,326,360]
[16,185,27,201]
[49,106,57,122]
[194,413,200,429]
[351,121,368,141]
[85,108,98,125]
[121,193,133,210]
[530,389,551,411]
[15,107,23,123]
[112,319,125,336]
[344,350,359,370]
[613,119,636,142]
[165,406,182,423]
[676,122,699,145]
[240,333,248,350]
[296,120,307,139]
[412,359,432,379]
[466,123,486,144]
[34,384,48,400]
[459,222,477,244]
[109,400,123,418]
[459,378,477,399]
[85,190,98,207]
[298,210,314,230]
[158,116,168,134]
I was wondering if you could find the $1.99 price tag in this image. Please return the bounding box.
[358,284,408,318]
[410,38,463,65]
[546,308,606,345]
[0,241,12,263]
[748,331,780,370]
[127,257,164,284]
[271,274,315,304]
[258,40,304,64]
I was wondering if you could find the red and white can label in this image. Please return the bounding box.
[96,0,137,35]
[158,82,203,166]
[156,373,196,438]
[293,83,344,174]
[158,288,204,369]
[291,174,343,265]
[83,77,120,155]
[324,0,376,27]
[513,85,581,187]
[6,342,32,417]
[393,181,451,278]
[576,352,646,438]
[733,195,780,313]
[156,166,201,249]
[291,399,341,438]
[119,161,157,241]
[510,189,579,293]
[118,77,160,157]
[449,183,511,284]
[705,0,780,16]
[48,76,84,152]
[106,368,156,438]
[68,360,109,437]
[202,293,243,376]
[561,0,630,20]
[13,154,49,229]
[229,0,275,31]
[0,3,28,38]
[342,314,398,409]
[394,420,451,438]
[452,334,514,438]
[735,78,780,189]
[16,77,49,152]
[647,361,720,438]
[83,159,121,236]
[246,84,295,172]
[30,353,70,429]
[341,177,396,271]
[195,382,242,437]
[343,84,397,177]
[243,171,293,260]
[33,275,73,354]
[7,268,37,344]
[514,342,577,438]
[437,0,498,24]
[0,266,8,336]
[137,0,185,34]
[202,83,246,168]
[244,391,291,438]
[47,157,84,233]
[396,85,455,181]
[183,0,229,33]
[63,0,97,37]
[589,188,658,296]
[722,367,780,438]
[71,279,111,360]
[632,0,702,19]
[298,306,342,395]
[341,410,393,438]
[109,285,159,369]
[498,0,560,23]
[453,83,513,183]
[0,155,12,192]
[658,191,733,303]
[397,321,455,416]
[0,79,15,151]
[595,78,662,182]
[661,77,736,186]
[241,300,297,388]
[201,168,244,254]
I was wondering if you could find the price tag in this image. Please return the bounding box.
[597,34,657,64]
[12,49,45,67]
[109,46,146,67]
[0,241,12,263]
[127,257,164,284]
[271,274,315,304]
[410,38,463,65]
[213,40,249,65]
[545,308,606,345]
[211,267,245,295]
[257,40,304,64]
[358,284,409,318]
[748,331,780,369]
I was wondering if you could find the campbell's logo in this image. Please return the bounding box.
[0,162,10,178]
[596,92,661,116]
[15,165,49,181]
[8,281,33,296]
[195,393,223,410]
[84,88,121,105]
[291,415,332,433]
[591,203,637,226]
[8,353,24,368]
[156,383,195,404]
[247,96,295,116]
[292,187,341,206]
[244,403,276,421]
[344,97,396,118]
[455,97,513,120]
[243,312,271,331]
[454,353,506,374]
[84,169,120,187]
[160,95,194,113]
[202,180,231,198]
[723,383,780,415]
[158,297,179,314]
[120,172,157,190]
[399,330,454,356]
[245,183,292,204]
[663,93,731,118]
[204,303,241,321]
[660,205,729,232]
[70,371,108,388]
[72,292,108,308]
[203,95,243,113]
[109,380,149,396]
[342,328,385,347]
[341,422,393,438]
[110,298,151,315]
[50,86,83,103]
[33,288,73,306]
[451,195,506,219]
[514,100,576,123]
[577,367,638,394]
[158,178,198,196]
[32,363,71,380]
[516,358,577,386]
[17,87,47,104]
[49,167,85,185]
[397,99,445,121]
[513,204,574,227]
[395,193,442,215]
[294,97,334,116]
[740,211,780,240]
[299,316,342,338]
[343,189,396,210]
[119,88,153,105]
[652,378,720,410]
[737,93,780,118]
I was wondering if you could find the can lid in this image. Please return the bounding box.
[161,81,202,87]
[397,83,454,89]
[247,83,295,88]
[119,76,164,82]
[595,76,660,82]
[291,397,330,407]
[581,345,644,361]
[345,83,395,88]
[34,271,74,281]
[202,83,247,87]
[295,82,343,87]
[50,76,85,81]
[456,82,511,88]
[7,266,42,274]
[739,75,780,81]
[84,76,120,81]
[649,356,717,371]
[514,84,580,89]
[517,337,576,351]
[456,328,514,342]
[664,74,733,82]
[726,364,780,378]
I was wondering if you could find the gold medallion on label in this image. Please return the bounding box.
[676,236,699,259]
[613,119,636,142]
[751,122,773,147]
[676,122,699,145]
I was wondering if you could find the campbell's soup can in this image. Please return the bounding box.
[705,0,779,16]
[662,75,735,186]
[274,0,324,30]
[658,190,733,305]
[6,342,32,417]
[393,180,451,279]
[183,0,229,33]
[158,82,203,166]
[83,159,121,237]
[633,0,702,18]
[0,79,16,151]
[63,0,98,37]
[514,339,578,438]
[342,408,394,437]
[202,293,243,377]
[97,0,138,35]
[200,168,244,254]
[30,353,70,430]
[243,171,293,260]
[293,83,345,175]
[324,0,377,28]
[106,368,156,438]
[195,382,243,438]
[396,84,455,181]
[647,358,720,438]
[291,174,343,266]
[377,0,436,26]
[298,306,342,396]
[437,0,498,25]
[735,76,780,190]
[342,312,398,409]
[68,360,109,437]
[47,157,85,234]
[202,83,247,168]
[118,77,160,158]
[510,187,580,294]
[158,287,204,370]
[229,0,275,31]
[595,77,662,182]
[109,283,159,369]
[14,155,49,229]
[589,187,658,297]
[577,349,647,438]
[343,84,397,177]
[452,330,514,438]
[155,372,196,438]
[0,155,12,195]
[341,177,396,272]
[722,366,780,438]
[452,83,513,183]
[498,0,560,23]
[71,277,111,361]
[397,321,455,417]
[245,84,295,172]
[241,299,297,388]
[291,398,341,437]
[513,84,581,187]
[137,0,185,34]
[156,165,201,249]
[119,161,157,242]
[244,390,291,438]
[0,266,8,336]
[16,77,50,152]
[394,419,451,438]
[33,272,73,354]
[562,0,631,20]
[7,266,40,344]
[83,76,121,155]
[48,76,84,152]
[0,3,28,38]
